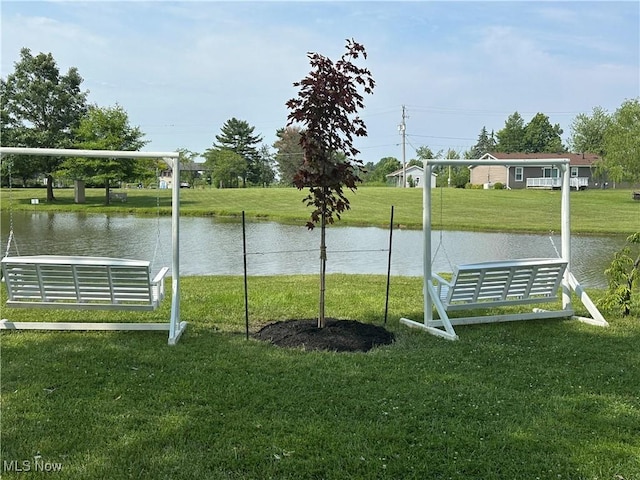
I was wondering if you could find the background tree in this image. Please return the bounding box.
[203,148,246,188]
[495,112,525,153]
[213,118,262,187]
[273,126,304,185]
[176,148,202,188]
[363,156,400,183]
[441,148,469,187]
[523,113,565,153]
[568,106,611,155]
[0,153,34,187]
[467,126,496,158]
[286,38,375,328]
[0,48,88,200]
[59,104,147,203]
[255,144,276,187]
[416,145,446,186]
[415,146,438,160]
[602,98,640,183]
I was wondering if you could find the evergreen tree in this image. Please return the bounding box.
[468,126,496,158]
[213,118,263,186]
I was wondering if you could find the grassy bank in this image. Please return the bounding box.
[1,275,639,479]
[2,186,638,234]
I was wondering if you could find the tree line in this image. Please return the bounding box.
[1,48,638,199]
[364,104,639,188]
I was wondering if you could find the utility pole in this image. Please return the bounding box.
[399,105,407,187]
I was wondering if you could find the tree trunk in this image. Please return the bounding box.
[105,179,110,206]
[46,174,56,201]
[318,208,327,329]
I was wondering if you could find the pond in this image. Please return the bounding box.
[0,211,628,288]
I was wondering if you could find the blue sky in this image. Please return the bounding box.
[1,1,638,164]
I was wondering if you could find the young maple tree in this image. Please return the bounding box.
[286,39,375,328]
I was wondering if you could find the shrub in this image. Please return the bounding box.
[601,233,640,316]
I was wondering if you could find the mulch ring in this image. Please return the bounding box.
[253,318,394,353]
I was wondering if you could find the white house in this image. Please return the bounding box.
[386,164,437,188]
[158,161,208,189]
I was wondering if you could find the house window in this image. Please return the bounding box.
[571,167,579,177]
[542,167,559,178]
[515,167,523,182]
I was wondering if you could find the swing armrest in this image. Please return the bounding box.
[432,272,453,301]
[432,272,453,287]
[152,267,170,285]
[150,267,169,305]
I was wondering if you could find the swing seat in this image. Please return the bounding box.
[402,258,575,340]
[434,258,568,311]
[1,255,168,311]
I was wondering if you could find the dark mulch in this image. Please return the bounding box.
[253,318,395,353]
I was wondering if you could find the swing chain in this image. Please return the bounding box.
[431,180,453,271]
[548,230,561,258]
[4,158,19,258]
[150,161,167,274]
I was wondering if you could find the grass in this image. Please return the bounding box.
[2,186,639,234]
[1,275,639,479]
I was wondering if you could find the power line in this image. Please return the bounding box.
[405,104,586,117]
[407,133,476,141]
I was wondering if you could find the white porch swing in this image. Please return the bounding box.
[0,147,187,345]
[400,157,608,340]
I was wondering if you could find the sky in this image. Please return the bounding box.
[1,1,639,165]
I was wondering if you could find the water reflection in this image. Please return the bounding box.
[0,211,627,288]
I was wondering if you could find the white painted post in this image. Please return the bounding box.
[560,161,572,310]
[423,160,433,325]
[169,156,181,345]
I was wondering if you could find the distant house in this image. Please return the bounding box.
[158,161,208,189]
[386,164,437,188]
[469,152,601,190]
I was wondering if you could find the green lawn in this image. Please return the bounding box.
[1,275,639,479]
[1,186,638,478]
[2,186,638,234]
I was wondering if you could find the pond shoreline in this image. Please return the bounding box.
[2,186,637,236]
